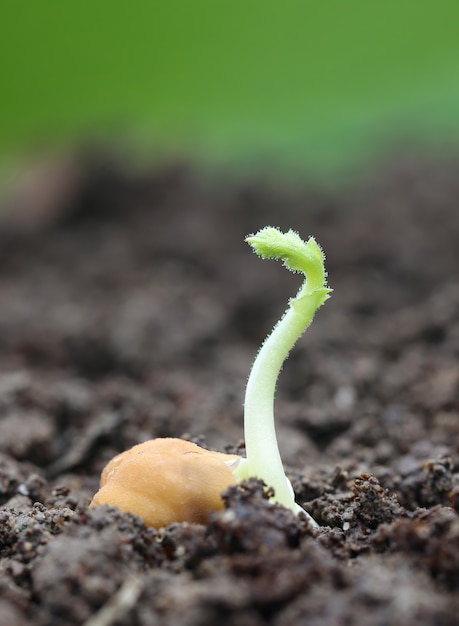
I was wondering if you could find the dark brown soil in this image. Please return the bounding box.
[0,151,458,625]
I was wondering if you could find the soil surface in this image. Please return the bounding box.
[0,151,458,625]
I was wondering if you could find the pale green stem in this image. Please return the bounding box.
[232,228,330,526]
[241,304,308,508]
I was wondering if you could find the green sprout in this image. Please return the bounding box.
[90,226,331,530]
[232,227,331,526]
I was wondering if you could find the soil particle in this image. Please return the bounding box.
[374,505,459,589]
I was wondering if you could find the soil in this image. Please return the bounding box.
[0,150,458,625]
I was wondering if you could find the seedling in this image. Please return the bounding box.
[90,227,330,528]
[232,227,331,527]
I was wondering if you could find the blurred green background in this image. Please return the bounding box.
[2,1,459,178]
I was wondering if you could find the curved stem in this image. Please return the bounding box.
[232,227,331,523]
[241,305,307,506]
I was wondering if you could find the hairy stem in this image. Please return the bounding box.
[233,227,331,522]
